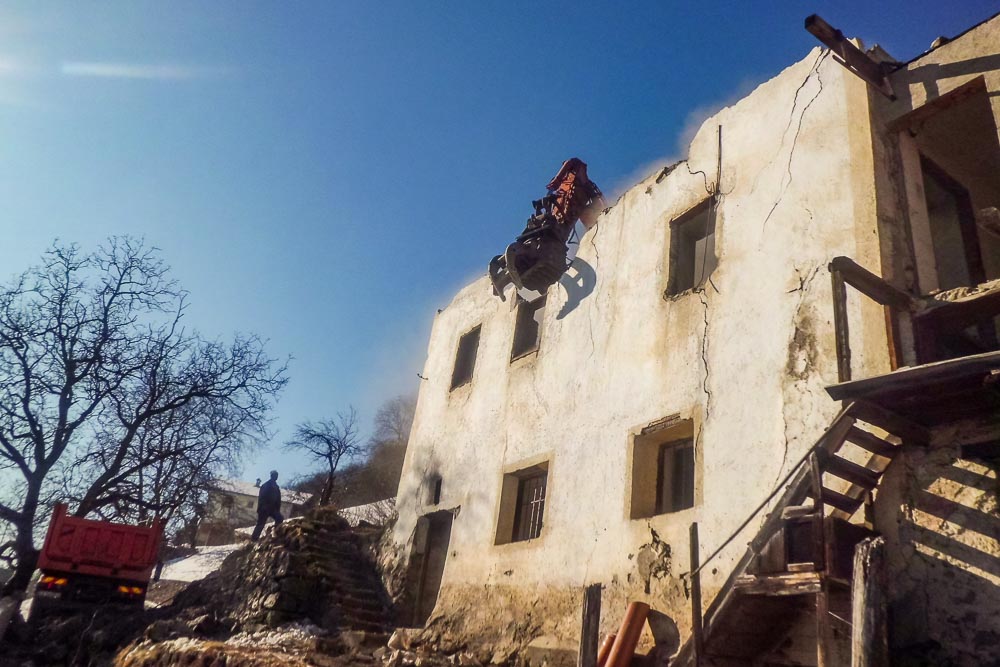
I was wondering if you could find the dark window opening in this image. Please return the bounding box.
[450,325,481,390]
[511,296,546,360]
[655,439,695,514]
[429,476,442,505]
[667,200,717,296]
[512,471,547,542]
[921,156,984,291]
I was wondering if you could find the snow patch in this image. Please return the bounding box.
[160,544,243,582]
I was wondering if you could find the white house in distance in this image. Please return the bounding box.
[390,13,1000,667]
[196,478,312,546]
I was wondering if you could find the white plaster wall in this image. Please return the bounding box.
[393,46,886,644]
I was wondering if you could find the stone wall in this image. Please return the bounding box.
[874,433,1000,665]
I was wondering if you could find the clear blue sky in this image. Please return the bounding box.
[1,2,996,484]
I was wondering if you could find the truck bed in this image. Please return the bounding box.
[37,503,164,582]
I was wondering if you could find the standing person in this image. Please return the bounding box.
[251,470,284,541]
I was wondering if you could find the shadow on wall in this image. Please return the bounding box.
[892,447,1000,666]
[557,258,597,320]
[903,53,1000,100]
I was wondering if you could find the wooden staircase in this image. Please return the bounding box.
[674,400,929,666]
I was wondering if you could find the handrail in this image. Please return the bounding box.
[682,401,856,580]
[672,403,858,667]
[828,257,914,310]
[829,256,914,382]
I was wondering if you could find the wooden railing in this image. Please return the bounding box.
[829,256,915,382]
[675,399,926,666]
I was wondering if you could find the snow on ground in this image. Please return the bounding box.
[160,543,244,582]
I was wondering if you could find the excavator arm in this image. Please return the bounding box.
[489,158,605,301]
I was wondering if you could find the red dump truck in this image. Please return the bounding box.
[32,503,164,616]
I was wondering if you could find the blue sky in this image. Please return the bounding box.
[1,2,997,484]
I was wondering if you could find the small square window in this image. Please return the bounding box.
[666,201,717,295]
[511,296,546,360]
[629,418,696,519]
[495,462,549,545]
[450,325,481,390]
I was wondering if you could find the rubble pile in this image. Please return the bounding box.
[112,506,396,666]
[0,506,397,666]
[171,505,394,631]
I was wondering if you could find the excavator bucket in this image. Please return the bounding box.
[489,158,604,301]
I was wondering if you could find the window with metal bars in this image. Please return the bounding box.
[511,472,547,542]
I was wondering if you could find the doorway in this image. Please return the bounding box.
[412,511,453,625]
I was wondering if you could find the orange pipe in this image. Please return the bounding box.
[604,602,650,667]
[596,633,617,667]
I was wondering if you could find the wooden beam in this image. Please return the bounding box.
[690,523,704,667]
[818,413,857,455]
[915,289,1000,335]
[817,577,831,667]
[830,350,1000,406]
[823,455,881,489]
[831,267,852,383]
[851,538,889,667]
[849,400,930,445]
[809,486,862,515]
[804,15,895,99]
[846,426,899,458]
[887,76,987,133]
[809,454,826,571]
[579,584,602,667]
[733,571,822,596]
[829,257,913,310]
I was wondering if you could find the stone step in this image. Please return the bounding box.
[338,596,386,612]
[341,608,391,626]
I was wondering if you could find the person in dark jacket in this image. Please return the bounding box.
[251,470,284,541]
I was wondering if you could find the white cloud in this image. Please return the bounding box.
[60,61,229,80]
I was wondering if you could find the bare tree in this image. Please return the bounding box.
[372,394,416,446]
[0,238,287,593]
[285,408,365,505]
[291,394,415,507]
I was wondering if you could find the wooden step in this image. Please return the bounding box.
[734,571,822,596]
[844,426,897,458]
[823,455,881,489]
[809,486,862,514]
[851,399,929,445]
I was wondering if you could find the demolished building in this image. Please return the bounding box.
[389,13,1000,667]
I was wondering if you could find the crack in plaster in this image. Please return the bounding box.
[585,221,602,358]
[760,50,830,238]
[771,264,822,490]
[696,289,712,418]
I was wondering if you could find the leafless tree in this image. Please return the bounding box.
[291,394,415,507]
[285,408,365,505]
[372,394,416,445]
[0,238,287,593]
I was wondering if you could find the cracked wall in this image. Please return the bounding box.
[390,44,891,652]
[874,435,1000,666]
